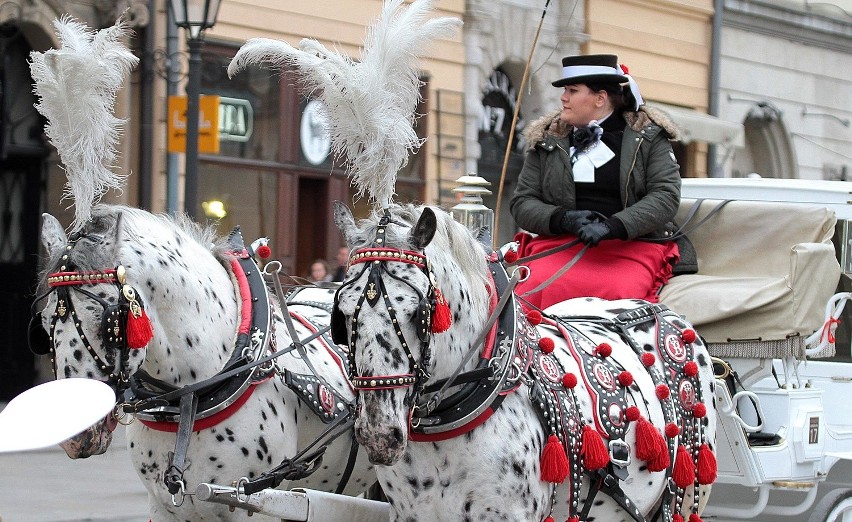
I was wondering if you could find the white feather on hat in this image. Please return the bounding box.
[228,0,462,208]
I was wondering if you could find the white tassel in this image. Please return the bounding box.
[29,16,138,232]
[228,0,461,208]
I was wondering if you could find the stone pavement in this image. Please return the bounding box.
[0,424,149,522]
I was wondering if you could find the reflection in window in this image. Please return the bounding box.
[197,164,278,242]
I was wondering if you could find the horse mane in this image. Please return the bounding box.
[37,205,228,291]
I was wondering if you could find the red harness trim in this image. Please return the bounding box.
[409,406,496,442]
[229,258,253,335]
[138,380,266,432]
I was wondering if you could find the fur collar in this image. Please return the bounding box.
[523,106,682,150]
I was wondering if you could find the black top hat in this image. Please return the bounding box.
[551,54,628,88]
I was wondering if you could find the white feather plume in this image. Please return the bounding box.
[29,16,138,232]
[228,0,461,207]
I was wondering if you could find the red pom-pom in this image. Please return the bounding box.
[567,517,580,522]
[543,517,555,522]
[635,415,665,462]
[539,337,555,354]
[689,513,703,522]
[684,361,699,377]
[665,423,680,438]
[656,384,670,399]
[641,352,656,366]
[673,515,684,522]
[127,307,153,349]
[673,445,696,488]
[256,244,271,259]
[562,373,578,389]
[697,443,717,484]
[540,435,569,483]
[625,406,641,422]
[620,63,630,75]
[682,328,697,343]
[526,310,543,325]
[503,250,519,264]
[618,371,634,387]
[596,343,612,357]
[693,402,707,418]
[581,425,610,470]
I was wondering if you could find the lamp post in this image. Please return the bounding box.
[168,0,222,220]
[451,174,494,246]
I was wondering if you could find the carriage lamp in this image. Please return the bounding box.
[451,174,494,245]
[168,0,222,219]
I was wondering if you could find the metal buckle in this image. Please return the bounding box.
[609,438,631,467]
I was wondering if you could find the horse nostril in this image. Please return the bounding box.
[390,426,404,445]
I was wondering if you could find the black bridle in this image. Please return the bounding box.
[335,213,437,400]
[29,263,144,393]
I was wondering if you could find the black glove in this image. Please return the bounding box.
[559,210,596,235]
[577,222,611,246]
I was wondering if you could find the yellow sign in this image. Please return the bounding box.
[168,95,220,154]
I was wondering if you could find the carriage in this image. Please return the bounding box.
[11,3,852,521]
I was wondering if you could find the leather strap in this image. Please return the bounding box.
[164,393,198,495]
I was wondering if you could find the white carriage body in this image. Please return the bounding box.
[674,177,852,522]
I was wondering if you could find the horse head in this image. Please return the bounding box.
[34,205,239,459]
[333,202,490,466]
[35,208,145,457]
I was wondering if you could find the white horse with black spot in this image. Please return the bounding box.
[33,206,376,521]
[28,17,374,521]
[332,202,718,522]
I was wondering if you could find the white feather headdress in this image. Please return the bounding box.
[29,16,138,232]
[228,0,461,208]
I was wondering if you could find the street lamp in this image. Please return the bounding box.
[168,0,222,219]
[451,174,494,246]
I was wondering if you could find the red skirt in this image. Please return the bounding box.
[513,233,679,310]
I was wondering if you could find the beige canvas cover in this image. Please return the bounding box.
[659,199,840,348]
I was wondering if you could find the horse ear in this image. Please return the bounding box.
[410,207,437,250]
[333,201,358,245]
[41,213,67,257]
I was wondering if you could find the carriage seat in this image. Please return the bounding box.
[659,198,841,359]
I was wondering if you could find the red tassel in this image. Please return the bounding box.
[635,416,664,462]
[127,307,153,349]
[697,444,717,484]
[540,435,569,483]
[673,515,684,522]
[581,425,609,470]
[431,288,452,333]
[542,517,554,522]
[689,514,703,522]
[647,440,670,472]
[567,517,580,522]
[673,445,696,488]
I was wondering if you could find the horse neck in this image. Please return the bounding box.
[427,245,492,381]
[129,224,239,384]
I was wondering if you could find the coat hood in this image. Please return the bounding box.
[523,106,682,150]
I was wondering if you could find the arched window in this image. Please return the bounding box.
[732,103,797,179]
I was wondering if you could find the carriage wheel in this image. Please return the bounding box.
[808,488,852,522]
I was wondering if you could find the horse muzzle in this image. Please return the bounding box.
[59,411,118,458]
[354,417,407,466]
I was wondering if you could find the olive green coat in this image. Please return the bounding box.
[510,106,682,239]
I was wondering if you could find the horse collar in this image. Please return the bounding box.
[132,229,274,428]
[409,260,529,441]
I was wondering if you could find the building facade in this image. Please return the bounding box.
[717,0,852,180]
